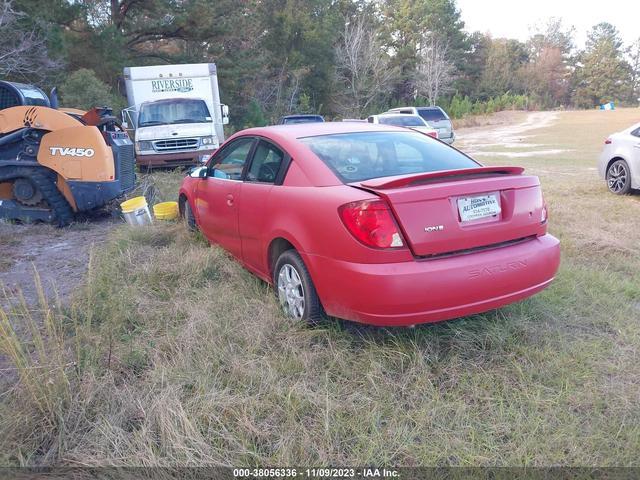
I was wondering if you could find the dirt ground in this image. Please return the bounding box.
[0,216,117,307]
[454,110,561,157]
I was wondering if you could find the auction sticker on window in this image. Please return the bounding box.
[457,192,501,222]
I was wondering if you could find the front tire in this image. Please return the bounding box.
[606,159,632,195]
[274,250,323,324]
[180,197,197,231]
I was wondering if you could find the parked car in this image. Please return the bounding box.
[598,122,640,194]
[367,114,439,138]
[280,114,324,125]
[179,122,560,327]
[387,106,455,144]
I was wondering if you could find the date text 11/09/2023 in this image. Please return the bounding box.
[233,468,400,478]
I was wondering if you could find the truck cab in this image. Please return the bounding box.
[123,63,229,168]
[132,98,220,167]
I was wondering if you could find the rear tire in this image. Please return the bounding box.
[273,250,323,325]
[606,159,632,195]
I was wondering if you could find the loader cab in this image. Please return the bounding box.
[0,81,50,110]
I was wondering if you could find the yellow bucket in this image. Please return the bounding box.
[153,201,179,220]
[120,196,153,226]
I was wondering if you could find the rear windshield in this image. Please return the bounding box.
[378,116,425,127]
[283,116,324,124]
[300,131,478,183]
[418,108,448,122]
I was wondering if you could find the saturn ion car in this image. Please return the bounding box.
[598,122,640,194]
[179,122,560,326]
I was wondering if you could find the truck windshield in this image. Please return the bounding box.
[138,99,211,127]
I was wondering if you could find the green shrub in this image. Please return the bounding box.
[60,68,126,114]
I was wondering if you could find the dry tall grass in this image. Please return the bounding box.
[1,110,640,467]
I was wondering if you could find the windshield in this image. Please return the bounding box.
[19,86,49,106]
[300,131,478,183]
[138,99,211,127]
[378,116,425,127]
[417,108,448,122]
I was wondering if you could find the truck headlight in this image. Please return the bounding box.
[201,136,215,145]
[136,141,153,151]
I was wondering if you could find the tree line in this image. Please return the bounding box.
[2,0,639,129]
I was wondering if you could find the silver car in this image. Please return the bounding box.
[386,106,455,144]
[598,122,640,194]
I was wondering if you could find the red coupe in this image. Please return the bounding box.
[179,123,560,326]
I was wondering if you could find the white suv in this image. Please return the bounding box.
[386,106,455,144]
[598,122,640,194]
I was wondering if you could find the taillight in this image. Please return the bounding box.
[605,138,612,144]
[427,131,438,138]
[339,200,404,249]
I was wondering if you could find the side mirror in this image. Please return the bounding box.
[221,104,230,125]
[189,166,208,178]
[50,87,59,109]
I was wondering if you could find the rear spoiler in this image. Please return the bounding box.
[356,166,525,190]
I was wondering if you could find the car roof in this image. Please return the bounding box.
[222,122,432,187]
[392,106,444,111]
[377,113,422,118]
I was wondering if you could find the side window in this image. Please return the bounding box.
[632,127,640,138]
[246,141,285,183]
[210,138,254,180]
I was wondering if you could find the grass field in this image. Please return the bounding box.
[1,109,639,467]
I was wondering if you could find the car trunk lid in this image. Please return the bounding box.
[424,118,452,137]
[352,167,547,257]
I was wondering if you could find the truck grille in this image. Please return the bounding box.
[153,138,199,151]
[113,142,136,191]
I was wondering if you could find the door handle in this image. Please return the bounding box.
[634,143,640,149]
[226,194,234,206]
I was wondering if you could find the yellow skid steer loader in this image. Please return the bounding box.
[0,80,136,226]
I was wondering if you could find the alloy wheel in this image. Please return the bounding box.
[277,263,305,320]
[607,162,629,194]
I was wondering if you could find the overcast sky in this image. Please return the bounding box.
[456,0,640,49]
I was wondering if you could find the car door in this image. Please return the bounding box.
[195,136,256,258]
[238,139,288,276]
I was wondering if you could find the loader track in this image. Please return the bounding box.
[0,166,74,227]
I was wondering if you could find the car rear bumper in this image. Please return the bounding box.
[136,149,216,167]
[305,234,560,326]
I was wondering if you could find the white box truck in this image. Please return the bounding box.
[122,63,229,168]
